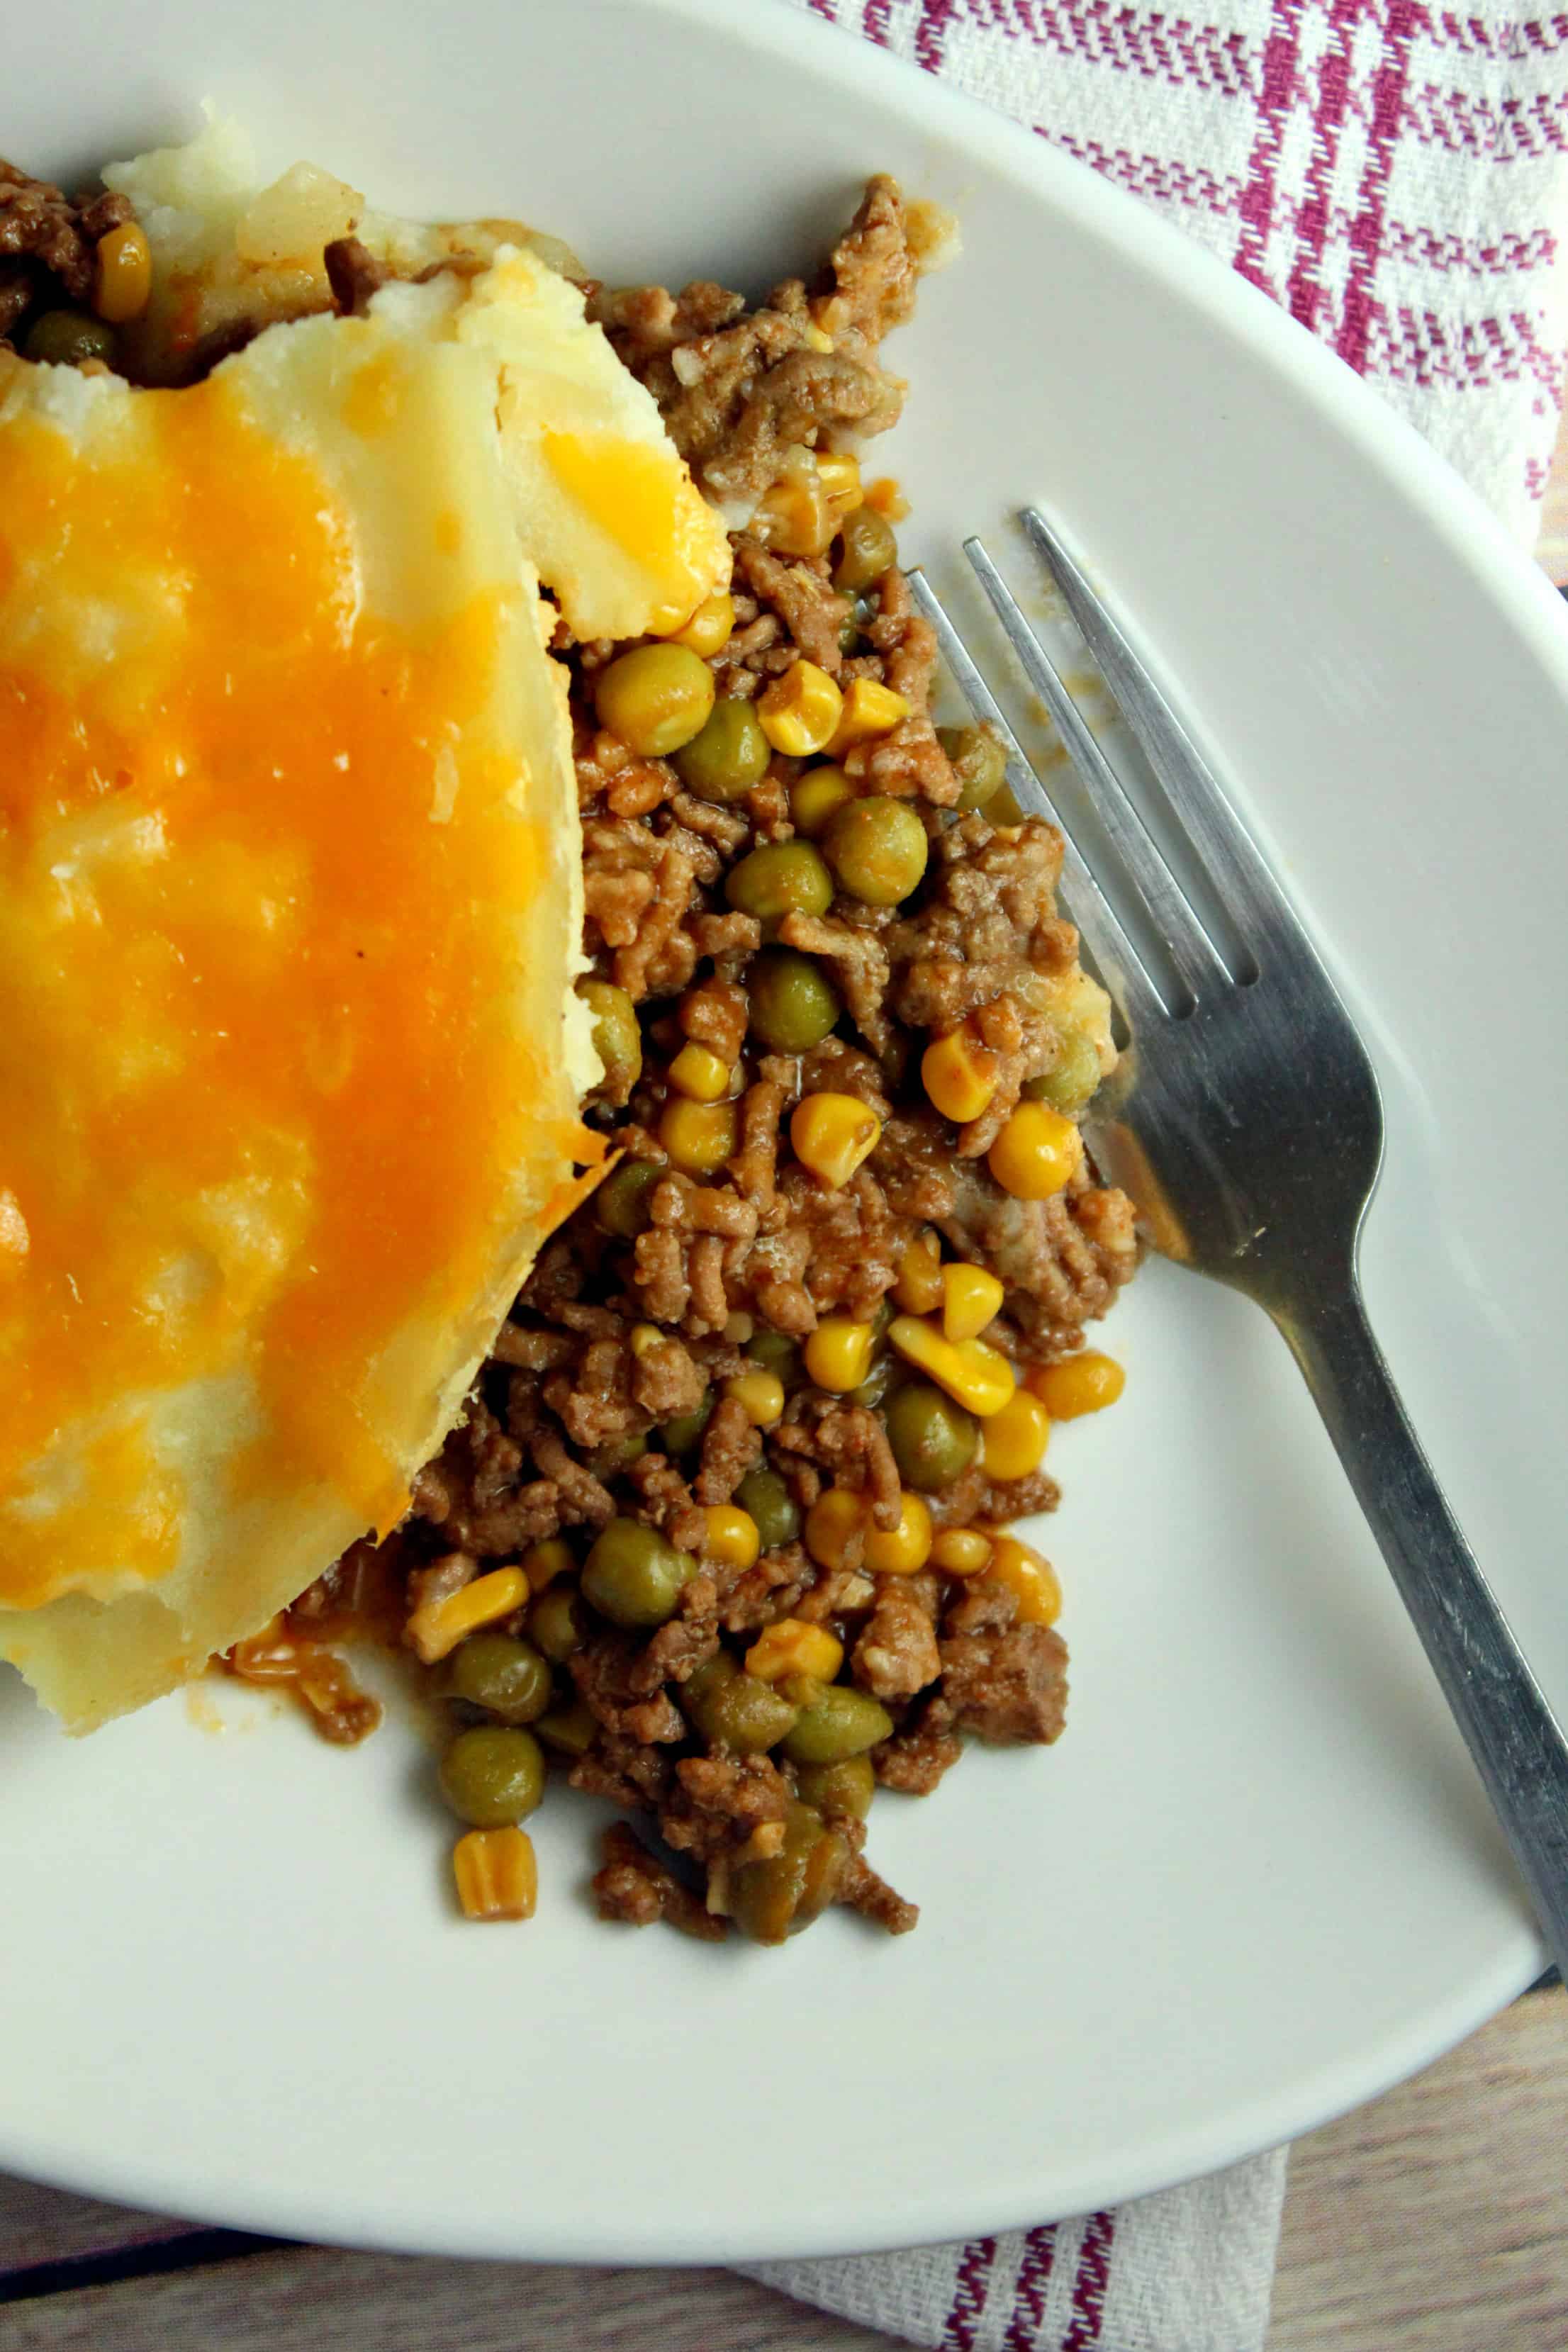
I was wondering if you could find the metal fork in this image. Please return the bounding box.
[911,514,1568,1979]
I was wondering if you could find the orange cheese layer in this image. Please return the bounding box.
[0,371,558,1609]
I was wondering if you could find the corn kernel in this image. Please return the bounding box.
[803,1316,877,1394]
[668,591,735,656]
[668,1041,732,1102]
[746,1617,845,1683]
[922,1028,999,1125]
[864,476,910,522]
[94,221,152,323]
[941,1262,1006,1344]
[629,1322,665,1359]
[931,1528,995,1577]
[827,676,911,758]
[817,451,862,519]
[1026,1350,1126,1418]
[980,1388,1051,1479]
[987,1534,1063,1625]
[705,1504,761,1571]
[804,1486,867,1571]
[802,322,835,354]
[894,1230,944,1316]
[407,1565,529,1664]
[724,1367,785,1428]
[790,1091,883,1189]
[522,1538,575,1592]
[987,1102,1084,1200]
[659,1094,737,1175]
[887,1314,1016,1416]
[758,661,845,758]
[452,1826,538,1921]
[754,476,835,557]
[789,763,857,837]
[863,1489,934,1575]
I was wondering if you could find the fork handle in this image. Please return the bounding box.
[1282,1286,1568,1981]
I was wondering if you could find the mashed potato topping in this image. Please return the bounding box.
[0,124,729,1729]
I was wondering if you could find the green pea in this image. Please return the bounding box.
[24,309,117,368]
[446,1634,553,1724]
[823,796,929,907]
[578,979,643,1099]
[782,1685,893,1766]
[1024,1028,1103,1114]
[938,723,1010,811]
[885,1381,979,1493]
[528,1584,588,1662]
[658,1388,712,1458]
[748,947,841,1054]
[745,1328,802,1384]
[735,1466,801,1552]
[438,1725,547,1826]
[534,1698,597,1756]
[833,506,897,596]
[729,1801,848,1943]
[724,840,833,924]
[674,697,771,801]
[594,642,715,757]
[838,596,876,658]
[582,1516,696,1628]
[849,1351,897,1411]
[794,1754,876,1820]
[596,1158,662,1239]
[534,1700,596,1757]
[589,1431,649,1479]
[683,1654,799,1752]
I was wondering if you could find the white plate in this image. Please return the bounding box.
[6,0,1568,2266]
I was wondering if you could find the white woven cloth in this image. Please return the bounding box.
[745,1,1568,2344]
[745,2154,1287,2351]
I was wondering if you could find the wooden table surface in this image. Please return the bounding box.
[0,1981,1563,2348]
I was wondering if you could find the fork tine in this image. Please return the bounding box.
[1019,507,1300,951]
[964,538,1226,1011]
[906,569,1172,1025]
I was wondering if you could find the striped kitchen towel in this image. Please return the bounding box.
[745,2155,1288,2351]
[784,0,1568,544]
[750,2,1568,2347]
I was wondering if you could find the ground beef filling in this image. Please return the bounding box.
[0,160,133,345]
[278,178,1136,1944]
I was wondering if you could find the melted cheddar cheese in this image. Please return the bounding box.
[0,305,588,1725]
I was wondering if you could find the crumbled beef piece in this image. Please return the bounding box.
[530,1427,616,1530]
[852,1578,943,1702]
[732,539,848,676]
[943,1577,1021,1638]
[629,1601,719,1696]
[940,1165,1137,1347]
[571,1633,688,1745]
[660,1752,793,1865]
[325,235,392,316]
[941,1621,1069,1745]
[874,1712,965,1794]
[403,1550,476,1624]
[571,1732,678,1812]
[694,1394,761,1505]
[593,1824,728,1940]
[838,1851,919,1935]
[629,1331,707,1423]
